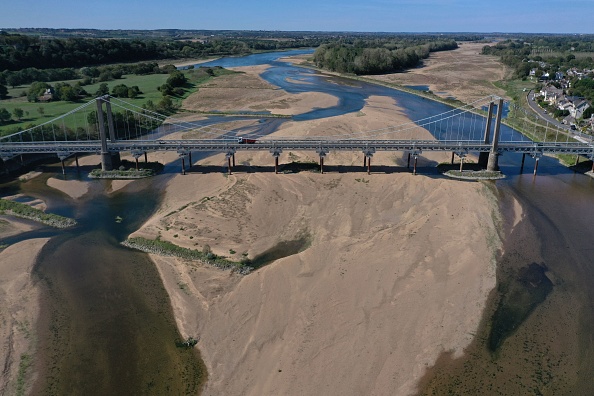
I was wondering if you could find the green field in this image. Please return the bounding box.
[0,68,235,136]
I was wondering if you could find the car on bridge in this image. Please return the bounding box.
[237,137,257,144]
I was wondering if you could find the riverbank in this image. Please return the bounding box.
[129,65,503,395]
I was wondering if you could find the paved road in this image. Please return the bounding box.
[526,90,570,129]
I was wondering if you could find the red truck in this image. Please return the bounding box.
[237,137,257,144]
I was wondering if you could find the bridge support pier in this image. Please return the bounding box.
[181,157,186,175]
[413,155,418,175]
[144,152,148,163]
[101,153,113,172]
[225,149,236,175]
[189,152,192,166]
[459,157,464,172]
[61,159,65,175]
[534,157,540,175]
[451,152,455,165]
[520,153,526,173]
[479,101,495,168]
[362,149,375,175]
[487,98,504,172]
[407,153,411,168]
[135,157,139,170]
[270,149,282,174]
[316,149,327,174]
[75,154,79,170]
[575,155,580,166]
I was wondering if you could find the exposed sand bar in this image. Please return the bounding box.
[0,238,51,395]
[134,66,502,396]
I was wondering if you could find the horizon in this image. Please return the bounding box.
[2,28,594,36]
[3,0,594,34]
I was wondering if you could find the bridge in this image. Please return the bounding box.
[1,95,593,175]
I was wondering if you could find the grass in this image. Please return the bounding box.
[0,198,76,228]
[0,67,238,136]
[16,354,32,396]
[122,236,253,273]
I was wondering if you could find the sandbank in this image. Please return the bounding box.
[0,238,51,395]
[132,77,501,395]
[182,65,338,116]
[364,42,511,104]
[46,177,89,199]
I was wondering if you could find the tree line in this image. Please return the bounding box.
[313,39,458,75]
[482,37,594,79]
[0,31,320,72]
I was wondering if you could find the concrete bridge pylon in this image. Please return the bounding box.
[96,96,121,171]
[487,98,504,172]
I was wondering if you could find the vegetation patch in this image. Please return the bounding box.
[444,170,505,180]
[437,163,505,180]
[89,168,154,179]
[89,160,163,179]
[16,353,32,396]
[0,198,76,228]
[122,236,253,274]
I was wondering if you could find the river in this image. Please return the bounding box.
[2,49,594,394]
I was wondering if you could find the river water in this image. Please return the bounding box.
[2,49,594,394]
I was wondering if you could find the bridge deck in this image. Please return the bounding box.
[1,139,593,159]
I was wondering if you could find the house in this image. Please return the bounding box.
[557,97,573,112]
[38,88,53,102]
[555,72,565,80]
[571,99,590,119]
[540,86,563,105]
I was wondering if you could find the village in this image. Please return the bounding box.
[531,66,594,132]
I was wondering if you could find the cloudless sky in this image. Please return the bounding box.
[2,0,593,33]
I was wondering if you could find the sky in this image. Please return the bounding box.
[2,0,594,34]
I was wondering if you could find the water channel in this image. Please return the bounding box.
[2,49,594,394]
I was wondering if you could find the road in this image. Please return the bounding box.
[526,90,570,129]
[526,90,592,143]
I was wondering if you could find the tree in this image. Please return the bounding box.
[582,106,594,120]
[13,108,24,120]
[166,71,187,87]
[111,84,130,98]
[54,83,77,102]
[27,81,51,102]
[0,108,11,123]
[95,83,109,97]
[127,86,141,99]
[0,84,7,99]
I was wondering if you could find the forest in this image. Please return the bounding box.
[312,38,458,75]
[0,31,320,72]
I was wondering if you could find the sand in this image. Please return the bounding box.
[46,178,89,199]
[0,238,50,395]
[353,42,510,105]
[131,65,502,396]
[182,65,338,115]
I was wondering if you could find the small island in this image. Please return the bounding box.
[0,198,77,228]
